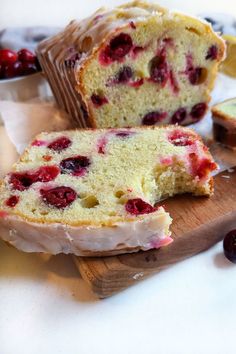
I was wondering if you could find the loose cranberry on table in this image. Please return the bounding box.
[223,230,236,264]
[0,48,41,80]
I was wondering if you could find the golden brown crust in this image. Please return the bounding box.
[208,177,214,196]
[211,98,236,126]
[77,26,129,128]
[213,122,236,149]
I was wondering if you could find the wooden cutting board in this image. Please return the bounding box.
[74,169,236,298]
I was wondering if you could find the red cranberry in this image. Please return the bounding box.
[190,103,207,120]
[163,37,174,46]
[60,156,90,176]
[91,94,108,107]
[100,33,133,64]
[43,155,52,162]
[17,48,36,63]
[171,108,187,124]
[115,131,132,138]
[22,62,38,75]
[0,49,18,65]
[206,45,218,60]
[196,158,217,179]
[10,173,33,191]
[132,46,144,58]
[48,136,72,151]
[5,195,19,207]
[125,198,157,215]
[223,230,236,264]
[168,130,194,146]
[31,139,46,147]
[9,165,60,191]
[142,111,167,125]
[188,153,217,178]
[116,66,133,83]
[64,52,82,68]
[108,33,132,59]
[129,21,136,29]
[149,55,169,85]
[40,186,77,209]
[128,78,144,88]
[3,61,23,79]
[188,67,204,85]
[97,136,108,154]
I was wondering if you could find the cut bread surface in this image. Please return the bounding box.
[0,126,216,225]
[37,1,225,128]
[0,126,217,256]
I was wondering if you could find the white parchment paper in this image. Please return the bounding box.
[0,100,72,154]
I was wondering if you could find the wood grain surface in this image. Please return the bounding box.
[74,169,236,298]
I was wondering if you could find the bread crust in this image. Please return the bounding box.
[212,98,236,127]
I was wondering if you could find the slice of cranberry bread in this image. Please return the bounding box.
[212,98,236,149]
[0,126,217,256]
[37,1,225,128]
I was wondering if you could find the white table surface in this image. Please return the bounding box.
[1,1,236,354]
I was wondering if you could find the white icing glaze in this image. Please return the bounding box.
[0,208,172,256]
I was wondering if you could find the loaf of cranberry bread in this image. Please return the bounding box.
[212,98,236,149]
[37,1,225,128]
[0,126,217,256]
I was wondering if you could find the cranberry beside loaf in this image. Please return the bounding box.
[0,126,217,256]
[37,1,225,128]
